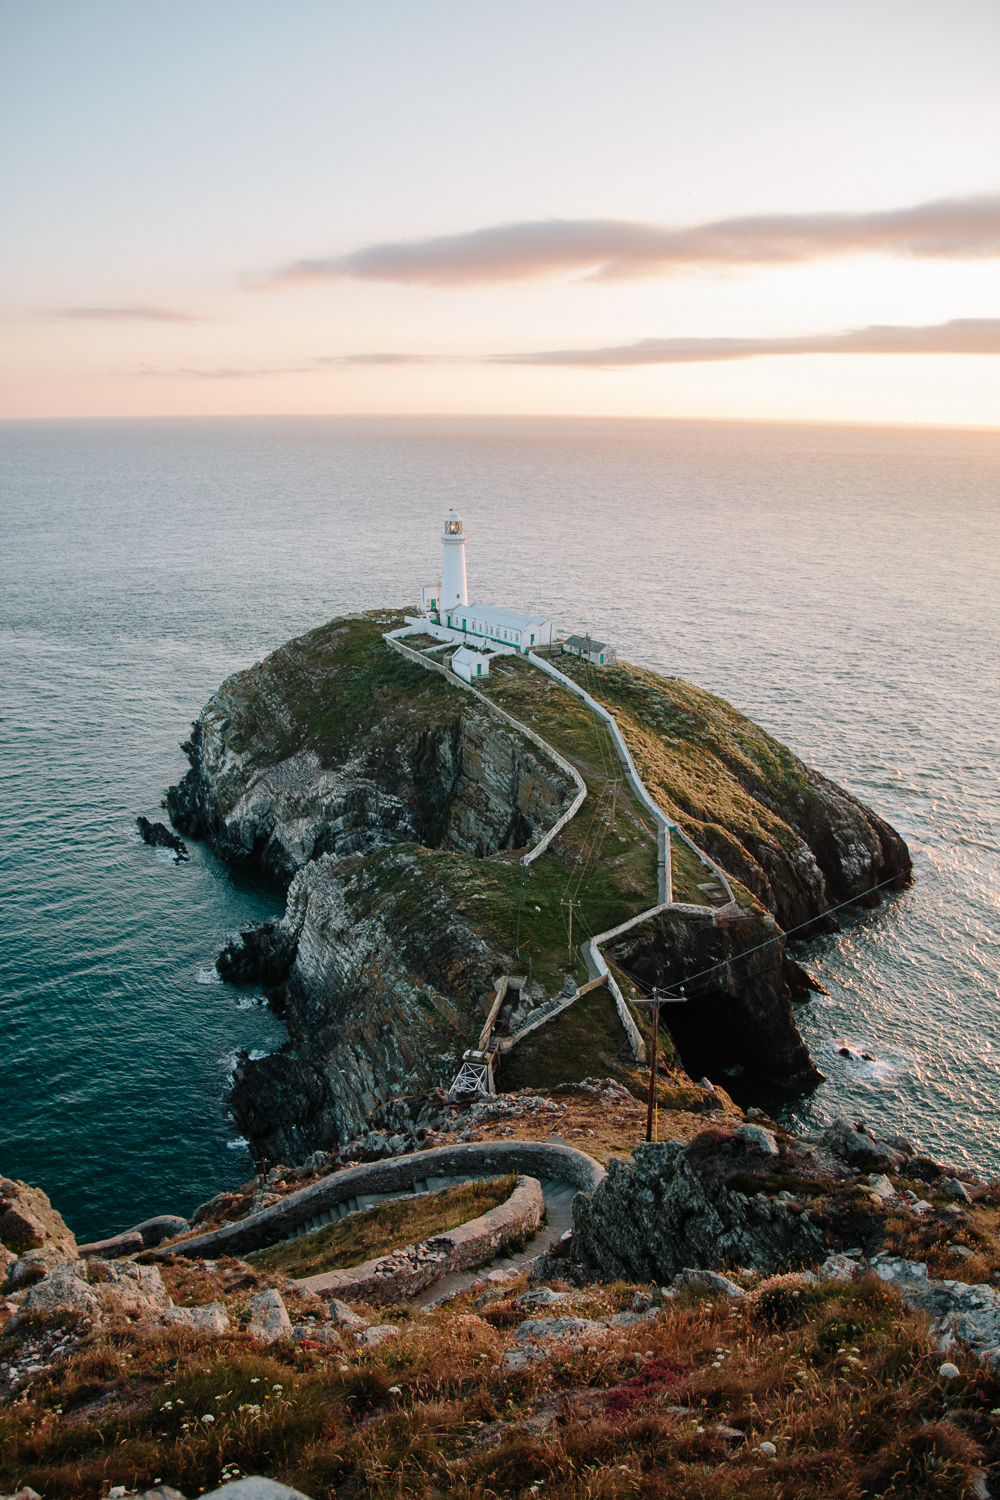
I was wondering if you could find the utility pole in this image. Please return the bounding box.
[560,899,579,958]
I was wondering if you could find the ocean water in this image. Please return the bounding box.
[2,415,998,1240]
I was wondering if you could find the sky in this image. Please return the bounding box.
[2,0,1000,425]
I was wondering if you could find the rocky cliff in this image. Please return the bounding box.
[166,612,911,1163]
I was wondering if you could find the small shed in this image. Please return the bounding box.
[562,634,617,667]
[451,645,491,682]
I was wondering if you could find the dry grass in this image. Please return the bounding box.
[3,1264,999,1499]
[465,1083,743,1166]
[247,1176,516,1277]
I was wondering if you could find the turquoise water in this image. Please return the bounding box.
[2,416,999,1239]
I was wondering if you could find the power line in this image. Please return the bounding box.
[613,872,906,1001]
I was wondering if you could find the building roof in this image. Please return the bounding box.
[452,645,489,663]
[564,634,610,653]
[446,603,550,630]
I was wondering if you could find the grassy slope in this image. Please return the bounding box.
[7,1229,1000,1499]
[249,1175,515,1277]
[553,653,814,867]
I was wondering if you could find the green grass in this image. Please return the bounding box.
[247,1175,517,1277]
[216,611,455,770]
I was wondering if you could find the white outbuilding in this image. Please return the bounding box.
[450,645,492,682]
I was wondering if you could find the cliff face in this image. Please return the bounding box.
[168,615,572,881]
[167,612,911,1164]
[222,846,506,1162]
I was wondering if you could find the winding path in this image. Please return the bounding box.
[384,628,741,1064]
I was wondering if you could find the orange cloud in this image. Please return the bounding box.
[261,196,1000,288]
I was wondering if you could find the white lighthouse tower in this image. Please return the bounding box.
[440,508,468,615]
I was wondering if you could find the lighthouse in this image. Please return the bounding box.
[440,508,468,614]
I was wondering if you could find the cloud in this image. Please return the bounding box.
[316,352,443,365]
[261,196,1000,288]
[493,319,1000,367]
[137,362,314,379]
[58,305,208,323]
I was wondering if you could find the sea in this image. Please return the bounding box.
[2,415,998,1241]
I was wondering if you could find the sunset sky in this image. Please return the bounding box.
[3,0,999,425]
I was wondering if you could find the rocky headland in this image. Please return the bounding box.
[165,611,911,1164]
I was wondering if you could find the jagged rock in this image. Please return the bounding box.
[606,907,823,1092]
[326,1297,368,1330]
[247,1288,292,1343]
[7,1247,70,1289]
[136,816,189,860]
[162,1302,230,1334]
[871,1256,1000,1370]
[942,1177,973,1203]
[572,1139,826,1283]
[0,1245,16,1282]
[0,1177,77,1258]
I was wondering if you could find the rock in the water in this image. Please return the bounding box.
[163,1302,230,1334]
[572,1138,826,1284]
[136,816,189,860]
[0,1176,77,1259]
[247,1287,292,1343]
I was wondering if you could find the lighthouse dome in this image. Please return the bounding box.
[443,510,464,537]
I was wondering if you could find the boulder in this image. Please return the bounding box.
[7,1247,73,1289]
[0,1177,77,1259]
[821,1119,905,1173]
[733,1123,779,1157]
[162,1302,230,1335]
[354,1324,399,1347]
[515,1316,606,1344]
[247,1288,292,1343]
[6,1262,101,1332]
[291,1322,343,1349]
[669,1268,745,1300]
[89,1260,171,1318]
[942,1178,973,1204]
[326,1297,368,1331]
